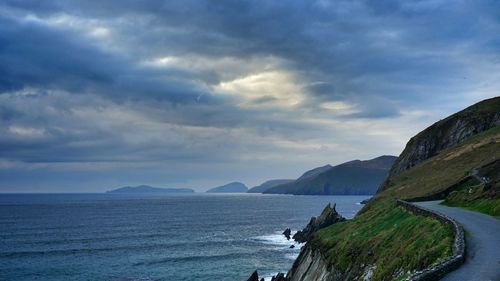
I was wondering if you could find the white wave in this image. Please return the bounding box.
[252,231,300,247]
[261,272,280,281]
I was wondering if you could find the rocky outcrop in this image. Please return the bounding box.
[246,271,260,281]
[387,97,500,180]
[293,203,345,243]
[282,228,291,240]
[246,271,287,281]
[271,273,287,281]
[254,204,346,281]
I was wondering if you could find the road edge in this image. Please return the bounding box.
[397,199,465,281]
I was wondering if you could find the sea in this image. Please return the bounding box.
[0,193,368,281]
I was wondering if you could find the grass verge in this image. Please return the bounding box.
[443,183,500,217]
[311,199,454,281]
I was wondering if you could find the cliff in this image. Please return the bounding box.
[286,246,342,281]
[386,97,500,179]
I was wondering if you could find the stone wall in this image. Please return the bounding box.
[396,200,465,281]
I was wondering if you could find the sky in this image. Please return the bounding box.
[0,0,499,192]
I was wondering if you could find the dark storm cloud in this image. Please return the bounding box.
[0,16,115,92]
[0,0,499,191]
[2,0,499,104]
[0,12,220,104]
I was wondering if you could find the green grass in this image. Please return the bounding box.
[311,200,453,281]
[444,198,500,217]
[443,181,500,217]
[382,126,500,200]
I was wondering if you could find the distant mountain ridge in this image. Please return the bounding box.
[107,185,194,193]
[297,165,333,180]
[263,155,397,195]
[247,179,294,193]
[206,182,248,193]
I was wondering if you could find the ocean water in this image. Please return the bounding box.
[0,193,368,281]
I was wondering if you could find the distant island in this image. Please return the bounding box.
[262,155,397,195]
[206,182,248,193]
[106,185,194,193]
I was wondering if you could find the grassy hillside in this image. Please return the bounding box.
[388,97,500,177]
[441,158,500,216]
[312,200,453,281]
[379,126,499,200]
[443,179,500,216]
[307,102,499,280]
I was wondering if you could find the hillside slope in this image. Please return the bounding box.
[264,156,396,195]
[387,97,500,178]
[378,126,499,201]
[284,98,499,281]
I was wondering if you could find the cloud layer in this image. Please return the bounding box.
[0,0,499,191]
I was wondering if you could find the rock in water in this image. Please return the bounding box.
[293,203,345,243]
[282,228,291,240]
[247,270,259,281]
[271,273,288,281]
[290,244,295,248]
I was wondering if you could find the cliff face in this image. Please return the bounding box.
[388,97,500,178]
[286,247,342,281]
[286,246,374,281]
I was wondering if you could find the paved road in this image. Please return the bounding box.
[414,201,500,281]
